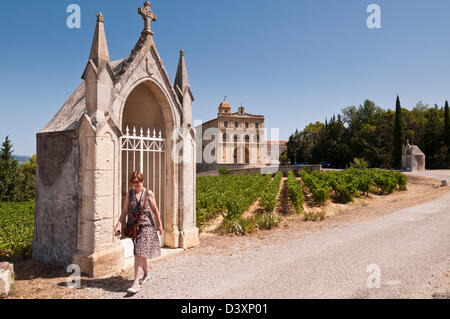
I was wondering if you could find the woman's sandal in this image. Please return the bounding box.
[127,282,140,294]
[140,274,150,285]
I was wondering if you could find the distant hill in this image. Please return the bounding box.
[13,155,31,165]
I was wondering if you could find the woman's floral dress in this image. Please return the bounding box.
[127,188,162,259]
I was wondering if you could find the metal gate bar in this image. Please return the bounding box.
[121,126,166,224]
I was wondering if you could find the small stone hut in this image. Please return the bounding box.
[402,141,426,172]
[33,2,199,277]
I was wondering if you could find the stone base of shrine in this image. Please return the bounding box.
[180,226,200,249]
[72,245,124,278]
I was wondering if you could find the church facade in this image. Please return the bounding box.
[196,100,281,173]
[33,2,199,277]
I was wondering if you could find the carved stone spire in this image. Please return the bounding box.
[174,50,194,126]
[138,1,157,35]
[88,13,110,66]
[174,50,190,97]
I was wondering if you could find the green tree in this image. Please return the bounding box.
[444,101,449,148]
[0,137,36,202]
[0,136,20,201]
[289,98,448,170]
[392,95,404,169]
[423,105,444,169]
[0,136,14,161]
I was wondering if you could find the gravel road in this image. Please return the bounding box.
[96,171,449,299]
[404,170,450,184]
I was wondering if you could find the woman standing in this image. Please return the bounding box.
[114,171,163,294]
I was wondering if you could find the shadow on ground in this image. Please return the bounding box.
[56,275,134,295]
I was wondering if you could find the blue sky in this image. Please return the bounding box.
[0,0,449,156]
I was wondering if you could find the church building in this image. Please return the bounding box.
[196,99,277,173]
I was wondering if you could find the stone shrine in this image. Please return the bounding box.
[34,2,199,277]
[402,141,426,172]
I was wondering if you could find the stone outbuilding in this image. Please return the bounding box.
[33,2,199,277]
[402,141,426,172]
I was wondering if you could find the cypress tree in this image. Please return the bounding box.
[0,136,14,161]
[392,95,404,169]
[0,136,20,201]
[445,101,449,147]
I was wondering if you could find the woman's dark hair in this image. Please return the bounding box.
[129,171,144,183]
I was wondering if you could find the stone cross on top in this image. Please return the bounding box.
[138,1,157,34]
[97,12,104,23]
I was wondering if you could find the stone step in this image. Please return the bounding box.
[0,262,14,298]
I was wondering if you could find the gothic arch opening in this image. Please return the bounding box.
[120,80,175,246]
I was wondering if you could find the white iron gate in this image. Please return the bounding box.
[121,126,166,233]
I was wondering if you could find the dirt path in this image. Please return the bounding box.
[274,178,296,216]
[6,174,450,299]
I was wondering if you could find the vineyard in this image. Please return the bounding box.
[196,172,283,235]
[286,171,304,213]
[0,201,34,261]
[297,168,408,205]
[196,168,408,234]
[0,169,410,261]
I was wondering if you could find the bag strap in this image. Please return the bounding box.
[135,188,148,224]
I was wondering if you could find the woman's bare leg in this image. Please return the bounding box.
[133,256,145,284]
[143,257,148,276]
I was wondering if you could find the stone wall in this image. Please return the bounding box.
[196,162,254,174]
[33,131,80,266]
[197,164,322,177]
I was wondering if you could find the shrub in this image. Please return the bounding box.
[395,172,408,191]
[260,171,283,213]
[350,158,369,169]
[374,170,398,194]
[287,171,304,213]
[223,216,257,235]
[0,201,34,261]
[303,210,326,222]
[298,170,330,205]
[254,212,282,230]
[311,187,330,205]
[218,167,230,175]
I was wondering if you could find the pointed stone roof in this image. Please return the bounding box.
[174,50,194,103]
[175,50,189,90]
[40,4,185,135]
[88,13,110,66]
[40,59,125,134]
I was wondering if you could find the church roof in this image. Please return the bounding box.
[39,3,186,135]
[39,59,126,134]
[219,100,231,108]
[411,145,425,156]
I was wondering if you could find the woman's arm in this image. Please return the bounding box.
[148,190,163,228]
